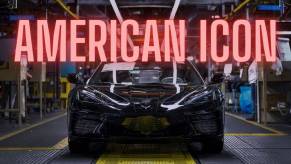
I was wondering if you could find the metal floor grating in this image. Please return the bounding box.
[0,150,61,164]
[224,136,291,164]
[230,148,278,164]
[224,136,253,149]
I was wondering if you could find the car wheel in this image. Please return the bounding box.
[68,141,89,154]
[202,137,224,153]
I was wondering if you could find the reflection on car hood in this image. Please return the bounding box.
[85,84,205,106]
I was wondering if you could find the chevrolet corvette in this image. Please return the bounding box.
[67,57,224,153]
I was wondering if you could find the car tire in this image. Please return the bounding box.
[202,137,224,153]
[68,141,89,154]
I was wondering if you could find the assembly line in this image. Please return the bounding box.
[0,112,289,163]
[1,0,291,163]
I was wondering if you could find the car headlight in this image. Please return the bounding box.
[182,90,216,105]
[77,90,107,104]
[161,89,218,110]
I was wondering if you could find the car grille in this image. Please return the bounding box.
[122,116,170,135]
[74,119,99,135]
[194,119,218,134]
[189,113,219,134]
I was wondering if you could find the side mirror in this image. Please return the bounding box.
[67,73,79,84]
[211,73,224,84]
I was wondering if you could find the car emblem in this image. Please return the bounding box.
[140,104,151,110]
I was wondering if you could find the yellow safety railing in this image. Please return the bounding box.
[54,0,79,19]
[225,0,252,20]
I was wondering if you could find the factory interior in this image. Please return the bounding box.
[1,0,291,163]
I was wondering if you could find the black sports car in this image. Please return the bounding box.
[67,57,224,153]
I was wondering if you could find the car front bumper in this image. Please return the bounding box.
[68,103,224,143]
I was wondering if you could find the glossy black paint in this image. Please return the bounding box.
[67,65,224,145]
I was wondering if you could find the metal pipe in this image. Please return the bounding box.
[54,0,79,19]
[246,4,249,19]
[39,0,48,121]
[109,0,124,22]
[170,0,182,19]
[75,0,79,16]
[109,0,135,50]
[161,0,182,53]
[45,0,48,19]
[40,81,43,120]
[222,4,226,17]
[18,77,21,126]
[225,0,252,20]
[256,71,260,123]
[119,5,172,8]
[280,0,285,17]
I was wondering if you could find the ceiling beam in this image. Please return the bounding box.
[47,0,237,5]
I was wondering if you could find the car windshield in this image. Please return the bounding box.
[88,61,203,85]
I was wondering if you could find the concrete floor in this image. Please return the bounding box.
[0,113,290,164]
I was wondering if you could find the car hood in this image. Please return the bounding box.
[81,84,207,109]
